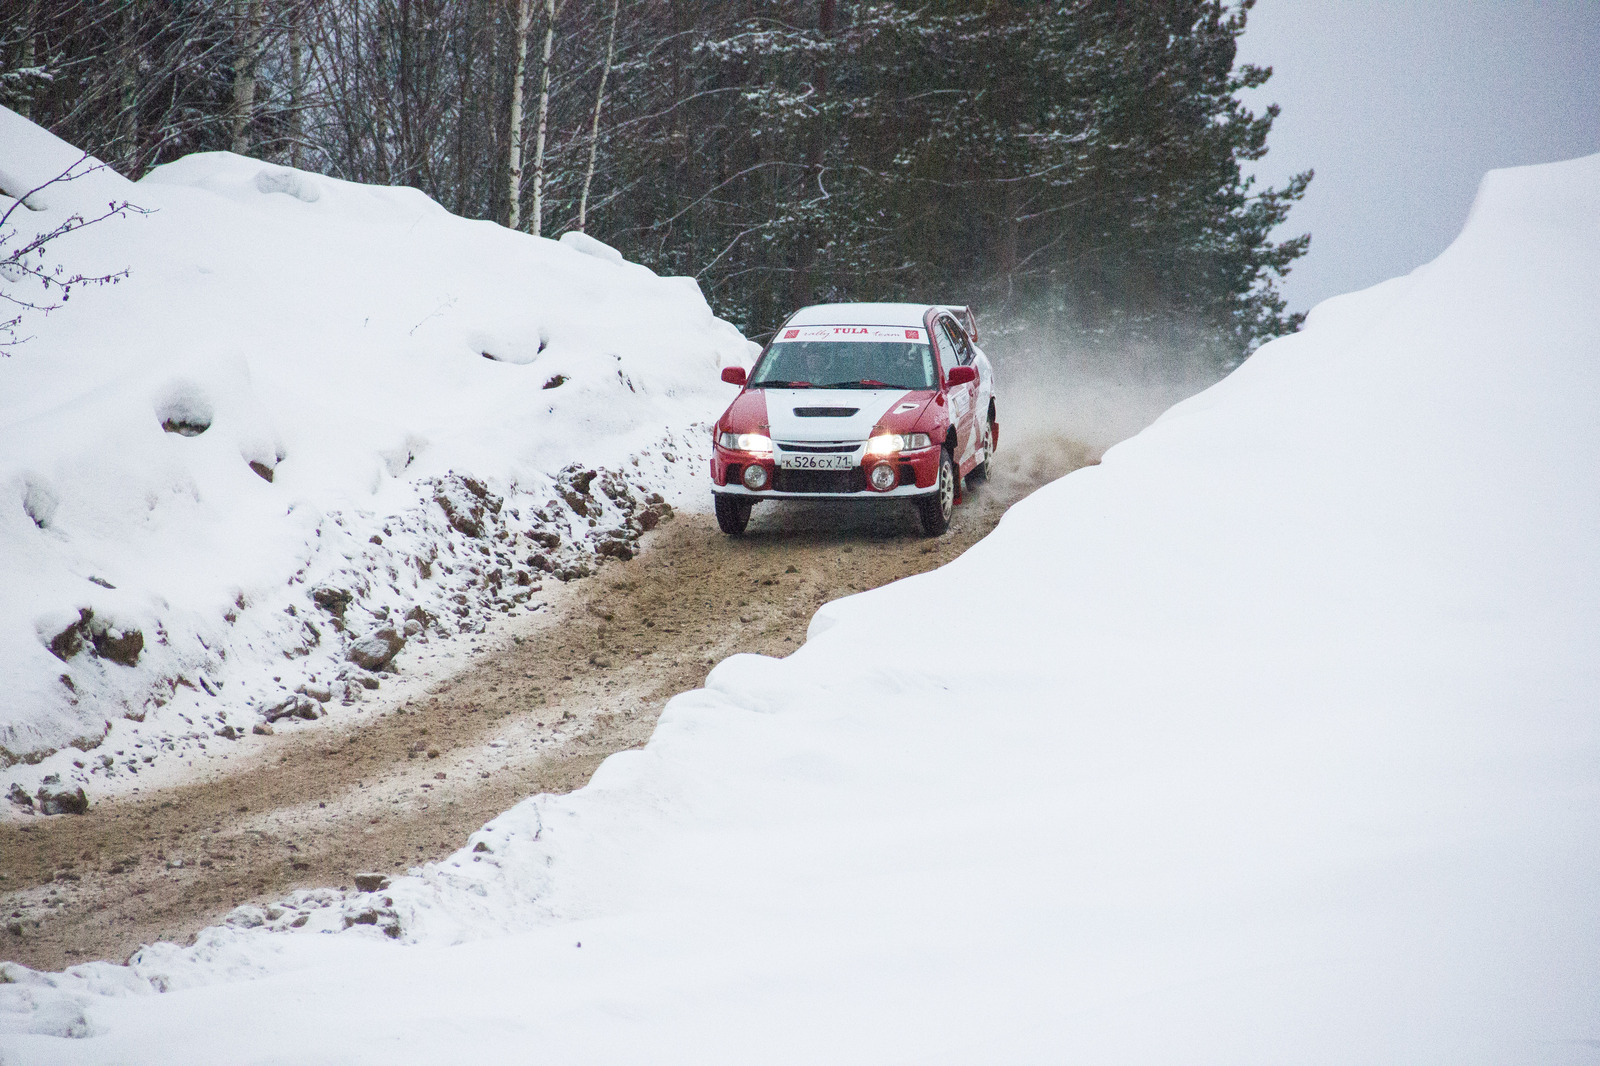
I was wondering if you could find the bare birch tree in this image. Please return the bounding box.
[576,0,617,232]
[230,0,265,154]
[505,0,533,229]
[287,0,308,168]
[527,0,559,236]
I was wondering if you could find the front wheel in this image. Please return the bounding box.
[915,449,956,536]
[714,494,753,535]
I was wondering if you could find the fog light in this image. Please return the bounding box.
[868,463,897,491]
[742,464,770,490]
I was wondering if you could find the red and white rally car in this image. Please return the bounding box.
[710,302,998,535]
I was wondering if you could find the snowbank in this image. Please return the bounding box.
[0,109,755,790]
[3,148,1597,1062]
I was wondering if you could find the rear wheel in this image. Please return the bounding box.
[916,449,956,536]
[968,418,995,483]
[714,494,753,535]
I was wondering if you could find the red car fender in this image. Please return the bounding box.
[711,388,771,486]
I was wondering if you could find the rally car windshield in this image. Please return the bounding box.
[749,340,937,390]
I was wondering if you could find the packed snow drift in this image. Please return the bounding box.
[0,108,756,798]
[3,136,1597,1061]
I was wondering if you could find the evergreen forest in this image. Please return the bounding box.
[3,0,1312,361]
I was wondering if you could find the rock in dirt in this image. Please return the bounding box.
[42,612,144,669]
[353,873,390,893]
[434,475,501,538]
[226,904,267,928]
[91,617,144,659]
[595,535,636,561]
[347,627,405,670]
[556,467,599,516]
[264,694,322,723]
[36,787,89,815]
[47,609,93,661]
[311,586,353,619]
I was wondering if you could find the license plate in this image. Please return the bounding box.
[778,452,854,470]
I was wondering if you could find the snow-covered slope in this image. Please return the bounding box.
[4,151,1598,1062]
[0,109,754,786]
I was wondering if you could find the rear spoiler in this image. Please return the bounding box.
[936,304,979,344]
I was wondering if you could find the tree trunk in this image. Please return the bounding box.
[506,0,533,229]
[18,1,37,121]
[791,0,835,308]
[529,0,558,237]
[118,3,140,173]
[577,0,619,232]
[395,0,414,185]
[288,0,307,169]
[1000,183,1019,303]
[230,0,264,155]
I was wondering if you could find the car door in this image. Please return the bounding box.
[946,318,992,454]
[935,317,978,467]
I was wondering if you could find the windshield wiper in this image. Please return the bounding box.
[752,379,811,388]
[818,379,898,389]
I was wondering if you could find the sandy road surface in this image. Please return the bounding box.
[1,435,1095,972]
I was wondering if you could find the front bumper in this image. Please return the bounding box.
[713,483,934,500]
[711,439,941,499]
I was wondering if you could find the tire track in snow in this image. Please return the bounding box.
[0,434,1095,972]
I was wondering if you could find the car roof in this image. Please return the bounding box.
[785,302,944,328]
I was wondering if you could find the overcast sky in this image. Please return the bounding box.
[1235,0,1600,314]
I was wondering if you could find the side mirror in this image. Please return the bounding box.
[945,365,977,387]
[721,366,748,386]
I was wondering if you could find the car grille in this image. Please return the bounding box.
[773,468,866,493]
[775,441,857,454]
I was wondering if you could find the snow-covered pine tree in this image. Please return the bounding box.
[810,0,1311,362]
[3,0,1308,361]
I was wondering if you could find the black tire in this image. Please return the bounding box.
[916,448,956,536]
[714,494,753,535]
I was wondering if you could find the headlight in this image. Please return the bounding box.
[866,432,931,455]
[719,432,772,453]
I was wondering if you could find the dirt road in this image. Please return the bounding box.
[0,435,1095,972]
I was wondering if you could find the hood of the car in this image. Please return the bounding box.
[761,388,918,443]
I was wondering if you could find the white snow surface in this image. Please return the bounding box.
[0,109,755,786]
[3,144,1598,1060]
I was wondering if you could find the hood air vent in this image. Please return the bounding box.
[793,407,859,418]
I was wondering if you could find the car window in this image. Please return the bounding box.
[937,320,972,367]
[929,322,955,372]
[945,320,975,366]
[749,339,936,390]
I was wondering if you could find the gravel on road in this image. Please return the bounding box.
[0,434,1095,971]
